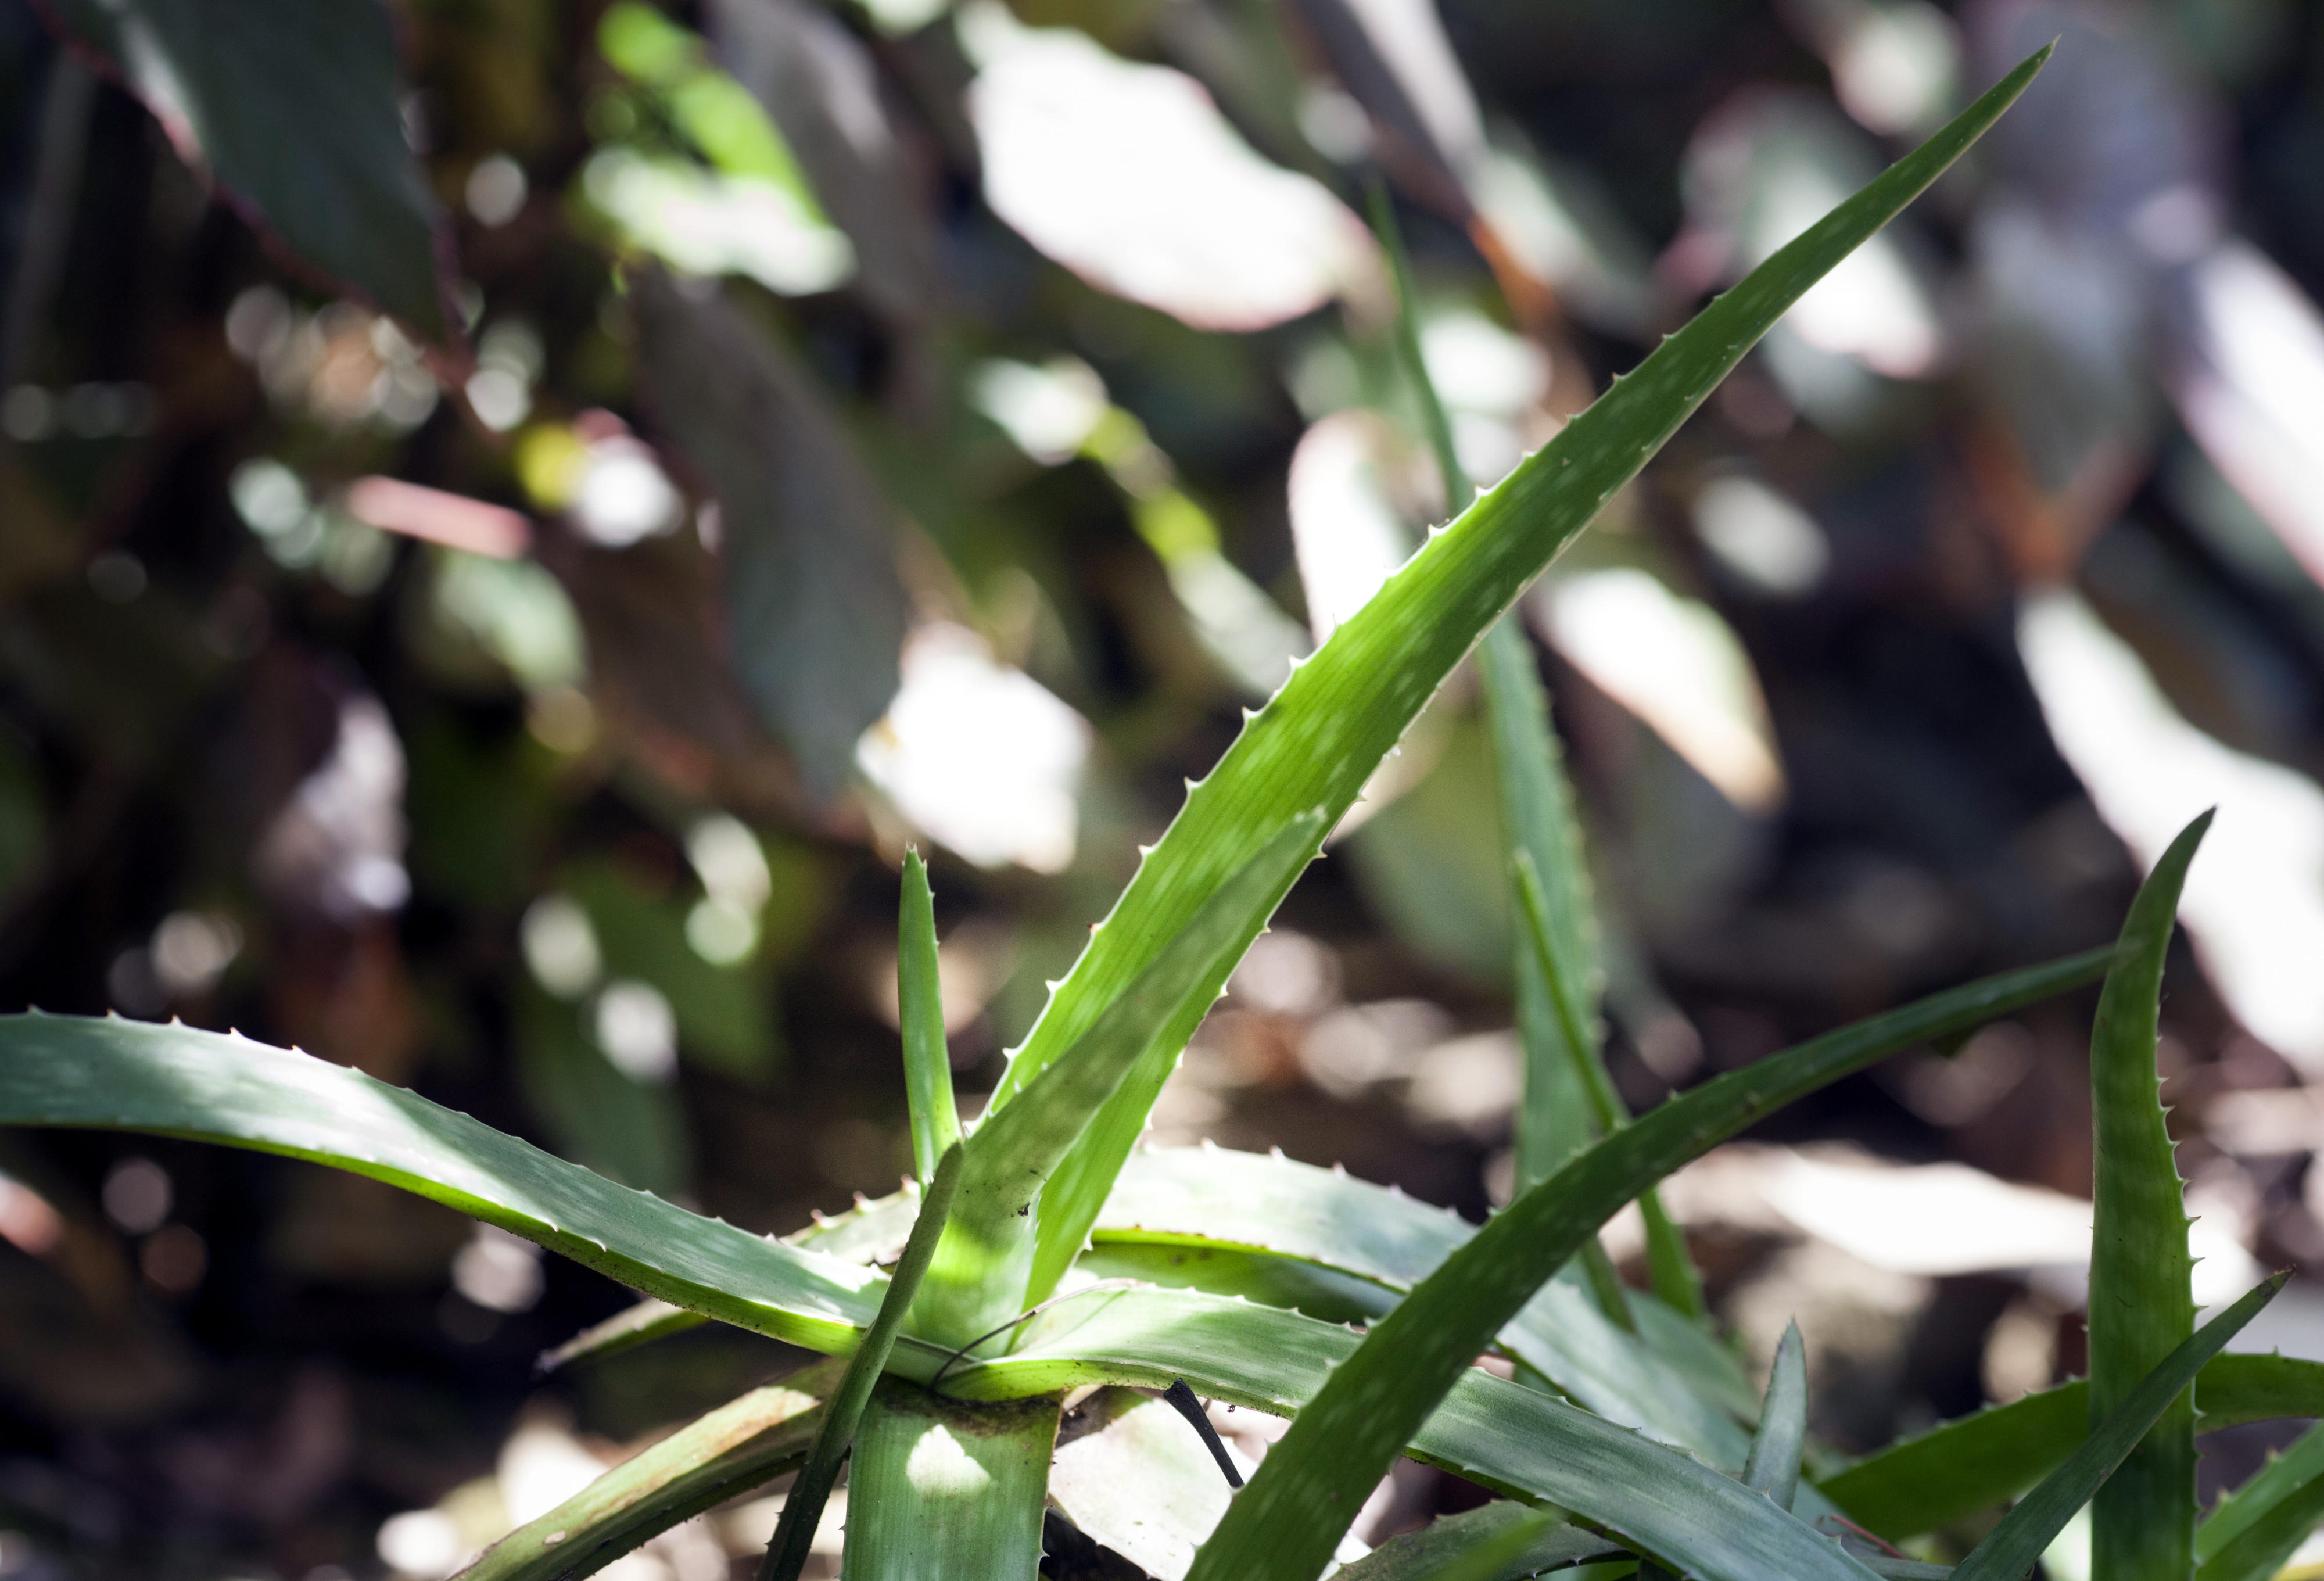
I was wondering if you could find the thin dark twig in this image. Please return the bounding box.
[925,1279,1142,1392]
[1818,1514,1910,1559]
[1161,1379,1243,1489]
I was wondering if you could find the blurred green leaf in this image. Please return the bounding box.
[562,857,780,1084]
[1332,1503,1618,1581]
[41,0,449,337]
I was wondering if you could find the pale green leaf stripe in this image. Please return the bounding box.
[1953,1275,2286,1581]
[914,814,1322,1345]
[1000,43,2053,1314]
[1186,940,2108,1581]
[1746,1321,1807,1510]
[458,1358,841,1581]
[941,1285,1871,1581]
[0,1014,884,1350]
[898,851,959,1189]
[1333,1504,1619,1581]
[2199,1420,2324,1569]
[1824,1354,2324,1540]
[840,1385,1060,1580]
[2089,812,2210,1581]
[760,1142,961,1581]
[1095,1146,1746,1467]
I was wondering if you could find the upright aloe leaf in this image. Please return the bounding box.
[898,851,961,1187]
[760,1143,961,1581]
[2196,1422,2324,1581]
[913,814,1325,1345]
[1183,934,2108,1581]
[1746,1321,1808,1510]
[1825,1356,2324,1540]
[998,40,2051,1317]
[2089,811,2211,1581]
[38,0,450,338]
[0,1014,885,1351]
[458,1360,841,1581]
[1952,1274,2287,1581]
[839,1385,1060,1580]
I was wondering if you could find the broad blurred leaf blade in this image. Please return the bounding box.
[2195,1422,2324,1581]
[840,1384,1059,1579]
[762,1143,960,1581]
[458,1360,840,1581]
[1747,1321,1809,1510]
[0,1014,884,1349]
[1825,1357,2324,1540]
[41,0,450,337]
[632,270,909,797]
[1953,1274,2287,1581]
[2089,812,2210,1581]
[944,1285,1874,1581]
[916,813,1324,1345]
[1332,1504,1618,1581]
[899,851,960,1188]
[1000,42,2054,1313]
[1183,938,2106,1580]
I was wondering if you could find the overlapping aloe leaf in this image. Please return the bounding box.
[1092,1145,1744,1465]
[2196,1422,2324,1581]
[457,1359,841,1581]
[996,42,2053,1322]
[1825,1356,2324,1540]
[1334,1504,1619,1581]
[761,1143,961,1581]
[2089,811,2210,1581]
[0,1014,884,1350]
[913,814,1324,1345]
[1182,930,2106,1581]
[839,1384,1060,1580]
[940,1285,1877,1580]
[898,851,962,1189]
[1952,1274,2286,1581]
[1746,1321,1808,1508]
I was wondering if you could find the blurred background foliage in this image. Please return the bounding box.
[1,0,2323,1575]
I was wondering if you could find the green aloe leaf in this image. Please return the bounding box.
[839,1385,1060,1580]
[996,42,2051,1322]
[760,1142,962,1581]
[2089,811,2210,1581]
[1332,1504,1620,1581]
[457,1359,840,1581]
[1952,1274,2287,1581]
[1825,1356,2324,1540]
[899,851,961,1188]
[913,813,1324,1346]
[2196,1422,2324,1581]
[1182,939,2106,1580]
[0,1014,884,1350]
[940,1285,1875,1580]
[1746,1321,1808,1510]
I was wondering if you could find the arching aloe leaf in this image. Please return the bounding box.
[0,1014,884,1351]
[939,1285,1875,1581]
[1746,1321,1808,1509]
[1952,1274,2286,1581]
[913,813,1323,1346]
[1332,1504,1620,1581]
[2196,1422,2324,1581]
[998,41,2052,1323]
[457,1358,841,1581]
[1182,932,2106,1581]
[760,1142,961,1581]
[898,852,960,1189]
[2089,812,2209,1581]
[1824,1356,2324,1540]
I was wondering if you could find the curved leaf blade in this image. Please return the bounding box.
[1185,937,2108,1581]
[2089,812,2210,1581]
[2196,1426,2324,1581]
[0,1014,884,1351]
[1747,1321,1808,1511]
[1952,1274,2287,1581]
[457,1360,840,1581]
[1332,1504,1619,1581]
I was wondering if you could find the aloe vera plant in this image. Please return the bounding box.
[8,44,2318,1581]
